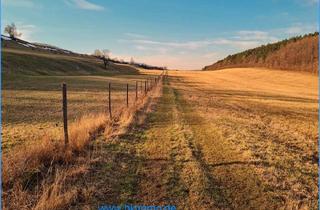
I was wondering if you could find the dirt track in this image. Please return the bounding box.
[81,68,317,209]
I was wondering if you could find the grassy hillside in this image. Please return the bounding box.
[1,37,160,150]
[203,32,319,73]
[2,38,139,78]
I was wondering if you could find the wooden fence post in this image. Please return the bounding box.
[145,80,147,94]
[126,83,129,107]
[148,79,150,90]
[62,83,68,147]
[136,81,138,100]
[140,81,143,94]
[108,83,112,118]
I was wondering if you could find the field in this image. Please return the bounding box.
[2,44,318,209]
[2,46,162,150]
[68,68,317,209]
[164,68,318,208]
[2,73,161,150]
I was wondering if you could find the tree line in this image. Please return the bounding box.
[203,32,319,73]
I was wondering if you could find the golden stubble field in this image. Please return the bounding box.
[2,65,318,209]
[2,65,165,209]
[165,68,318,208]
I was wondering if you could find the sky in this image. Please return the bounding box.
[1,0,319,70]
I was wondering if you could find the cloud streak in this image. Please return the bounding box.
[120,30,277,52]
[124,33,148,39]
[116,23,318,70]
[69,0,105,11]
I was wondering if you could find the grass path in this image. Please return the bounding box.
[77,71,316,209]
[82,77,272,209]
[134,79,275,209]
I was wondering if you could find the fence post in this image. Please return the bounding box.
[145,80,147,94]
[148,79,150,91]
[146,79,149,92]
[136,81,138,100]
[62,83,68,147]
[140,81,143,94]
[126,83,129,107]
[108,83,112,118]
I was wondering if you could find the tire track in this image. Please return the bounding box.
[137,80,229,209]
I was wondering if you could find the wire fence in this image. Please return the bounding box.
[2,71,167,150]
[62,71,165,146]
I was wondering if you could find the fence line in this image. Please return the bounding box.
[61,71,166,146]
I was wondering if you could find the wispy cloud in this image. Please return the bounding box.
[124,33,148,39]
[115,23,318,70]
[119,39,212,50]
[120,31,275,52]
[233,30,278,42]
[134,45,168,54]
[67,0,105,11]
[116,30,278,69]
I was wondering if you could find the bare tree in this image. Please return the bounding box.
[101,49,110,69]
[93,49,110,69]
[4,23,22,40]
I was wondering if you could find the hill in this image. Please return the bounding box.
[1,35,140,77]
[203,32,319,73]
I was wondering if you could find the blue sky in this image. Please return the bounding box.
[2,0,319,69]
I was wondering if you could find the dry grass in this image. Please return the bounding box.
[118,68,317,208]
[4,67,317,209]
[2,73,159,150]
[2,73,164,209]
[167,68,318,208]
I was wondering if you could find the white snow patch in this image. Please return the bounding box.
[1,35,12,41]
[18,42,37,48]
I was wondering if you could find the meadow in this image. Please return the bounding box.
[2,74,161,149]
[162,68,318,209]
[72,68,318,209]
[2,42,318,209]
[2,46,162,150]
[22,67,315,209]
